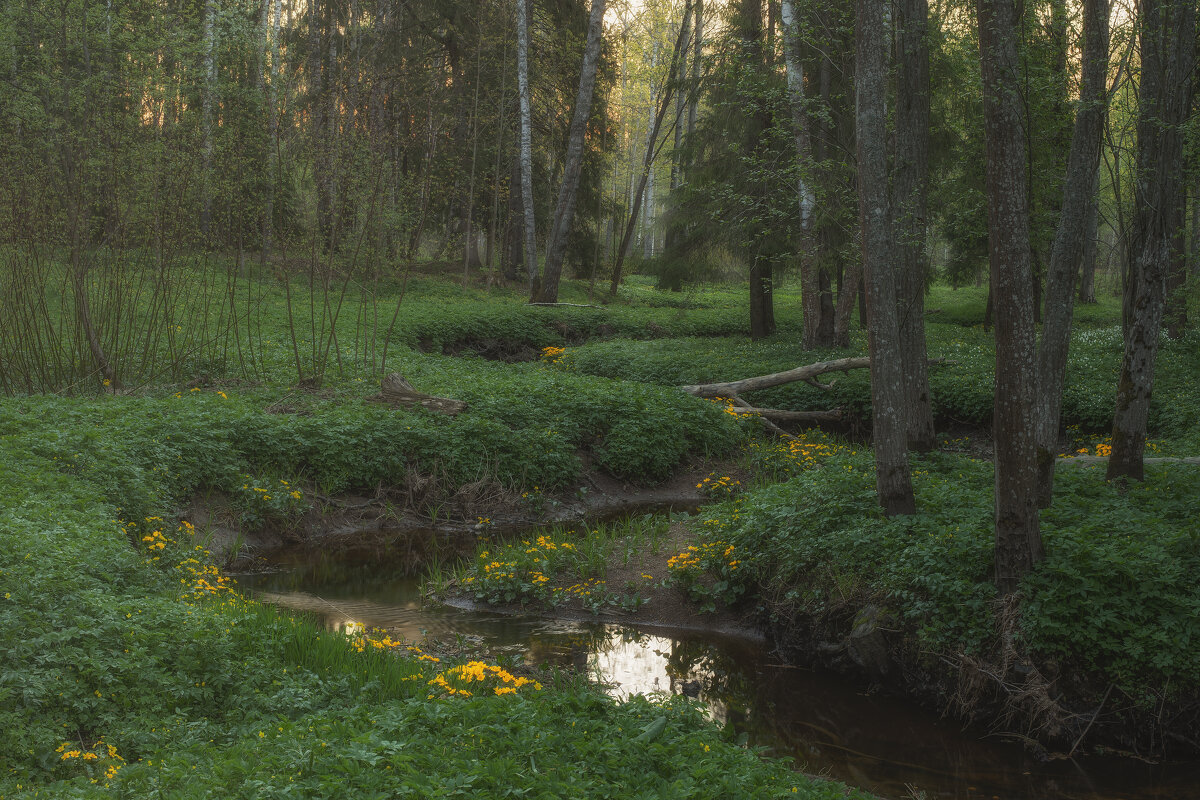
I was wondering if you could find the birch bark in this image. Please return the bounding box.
[516,0,538,288]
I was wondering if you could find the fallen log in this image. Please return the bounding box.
[680,356,870,398]
[368,373,468,415]
[1056,455,1200,466]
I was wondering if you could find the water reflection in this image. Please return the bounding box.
[239,558,1200,800]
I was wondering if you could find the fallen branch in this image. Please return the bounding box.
[1056,455,1200,466]
[367,373,468,415]
[527,302,605,309]
[680,356,871,398]
[680,356,950,398]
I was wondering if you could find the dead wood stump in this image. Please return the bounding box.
[368,373,468,416]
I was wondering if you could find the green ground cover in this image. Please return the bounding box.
[554,324,1200,440]
[0,393,861,799]
[6,266,1199,789]
[679,439,1200,708]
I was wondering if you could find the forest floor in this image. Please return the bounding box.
[4,265,1199,798]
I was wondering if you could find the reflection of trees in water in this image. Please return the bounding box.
[522,627,618,679]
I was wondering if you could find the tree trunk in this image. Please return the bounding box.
[487,37,511,274]
[200,0,217,242]
[1078,183,1099,304]
[688,0,702,140]
[1108,0,1195,481]
[262,0,282,260]
[502,159,523,282]
[516,0,538,289]
[609,14,692,296]
[463,33,485,287]
[858,0,915,515]
[536,0,607,303]
[781,0,824,351]
[978,0,1043,592]
[1035,0,1110,506]
[669,3,692,195]
[893,0,936,452]
[749,258,776,339]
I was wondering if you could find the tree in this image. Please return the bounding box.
[1035,0,1110,505]
[609,2,693,298]
[857,0,915,514]
[516,0,539,289]
[893,0,936,451]
[535,0,608,303]
[781,0,857,348]
[977,0,1043,592]
[780,0,822,349]
[1108,0,1196,481]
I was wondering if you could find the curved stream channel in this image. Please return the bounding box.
[238,546,1199,800]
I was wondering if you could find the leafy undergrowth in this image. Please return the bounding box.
[683,445,1200,711]
[0,356,743,527]
[0,410,865,799]
[451,517,673,615]
[551,325,1200,439]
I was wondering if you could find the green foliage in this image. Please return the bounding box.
[0,356,742,508]
[719,450,1200,696]
[665,536,749,613]
[553,319,1200,436]
[1024,466,1200,693]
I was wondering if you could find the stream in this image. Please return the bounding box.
[237,548,1200,800]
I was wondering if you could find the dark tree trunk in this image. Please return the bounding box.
[1108,0,1195,481]
[1035,0,1110,506]
[1078,184,1100,304]
[858,0,915,515]
[977,0,1043,592]
[535,0,608,303]
[749,258,776,339]
[502,158,524,282]
[893,0,936,452]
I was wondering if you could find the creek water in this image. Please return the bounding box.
[238,550,1200,800]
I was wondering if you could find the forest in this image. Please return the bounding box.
[1,0,1199,797]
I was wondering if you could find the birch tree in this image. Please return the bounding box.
[780,0,824,350]
[535,0,607,302]
[200,0,218,241]
[516,0,538,288]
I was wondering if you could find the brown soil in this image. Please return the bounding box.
[188,458,733,571]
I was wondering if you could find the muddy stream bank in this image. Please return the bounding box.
[232,524,1200,800]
